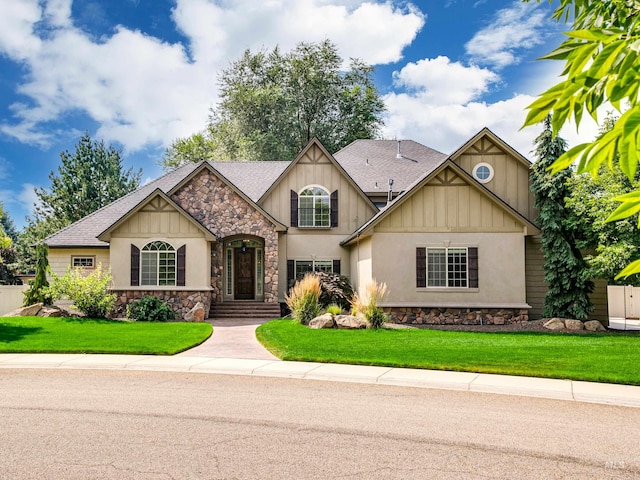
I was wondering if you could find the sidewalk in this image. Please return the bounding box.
[1,352,639,409]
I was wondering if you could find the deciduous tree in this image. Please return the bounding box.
[522,0,640,278]
[163,40,385,168]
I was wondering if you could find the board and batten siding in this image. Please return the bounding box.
[375,167,525,233]
[525,235,609,322]
[259,144,377,235]
[453,136,538,223]
[109,196,204,237]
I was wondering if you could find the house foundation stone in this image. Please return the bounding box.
[386,307,530,325]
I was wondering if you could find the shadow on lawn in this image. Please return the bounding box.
[0,323,43,342]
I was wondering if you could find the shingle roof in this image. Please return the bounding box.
[333,139,448,194]
[45,139,448,248]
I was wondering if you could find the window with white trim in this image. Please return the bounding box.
[72,256,95,268]
[427,248,467,287]
[472,163,494,183]
[141,241,176,286]
[299,186,330,227]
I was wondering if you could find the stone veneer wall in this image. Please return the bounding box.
[171,169,279,303]
[386,307,530,325]
[113,290,212,320]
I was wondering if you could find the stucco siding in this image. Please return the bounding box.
[453,136,537,223]
[48,248,110,277]
[351,236,372,294]
[110,237,211,291]
[260,144,376,234]
[371,232,528,307]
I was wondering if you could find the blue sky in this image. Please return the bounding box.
[0,0,597,229]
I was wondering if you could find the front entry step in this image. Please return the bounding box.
[210,301,282,320]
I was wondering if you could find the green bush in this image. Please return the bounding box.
[315,271,354,309]
[325,303,342,315]
[351,280,388,329]
[127,295,177,322]
[285,273,321,325]
[48,263,116,318]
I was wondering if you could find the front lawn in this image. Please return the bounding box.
[0,316,212,355]
[257,319,640,385]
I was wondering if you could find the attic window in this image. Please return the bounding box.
[472,163,494,183]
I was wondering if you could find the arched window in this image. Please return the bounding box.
[299,186,330,227]
[141,241,176,286]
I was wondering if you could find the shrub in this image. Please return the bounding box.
[351,280,388,329]
[127,296,177,322]
[48,263,116,318]
[285,273,321,325]
[325,303,342,315]
[23,243,52,306]
[315,271,354,309]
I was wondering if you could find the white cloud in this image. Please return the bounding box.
[392,56,499,106]
[0,0,424,151]
[17,183,39,214]
[465,1,548,69]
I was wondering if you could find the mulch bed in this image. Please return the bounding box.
[385,319,640,334]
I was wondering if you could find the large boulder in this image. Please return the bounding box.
[40,306,62,317]
[564,319,584,330]
[308,313,335,329]
[335,315,368,329]
[543,318,565,330]
[2,303,44,317]
[184,302,205,322]
[585,320,606,332]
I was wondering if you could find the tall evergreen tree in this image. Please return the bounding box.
[15,132,142,273]
[531,117,593,319]
[34,132,142,224]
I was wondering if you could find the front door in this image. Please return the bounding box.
[234,247,255,300]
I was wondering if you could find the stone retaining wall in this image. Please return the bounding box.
[386,307,530,325]
[113,290,212,321]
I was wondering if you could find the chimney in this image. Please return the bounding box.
[396,140,402,159]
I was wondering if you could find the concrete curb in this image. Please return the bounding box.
[1,353,639,408]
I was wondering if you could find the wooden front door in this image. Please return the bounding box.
[234,247,255,300]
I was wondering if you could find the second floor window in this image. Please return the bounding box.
[299,186,330,227]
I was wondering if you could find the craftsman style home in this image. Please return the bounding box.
[45,128,607,322]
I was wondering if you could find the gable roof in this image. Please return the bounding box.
[258,137,378,211]
[333,139,448,194]
[45,159,289,248]
[340,159,540,246]
[449,127,532,168]
[46,162,201,248]
[97,189,217,242]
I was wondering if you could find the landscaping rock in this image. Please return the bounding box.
[564,319,584,330]
[2,302,44,317]
[335,315,368,329]
[40,306,62,317]
[585,320,606,332]
[184,302,205,322]
[308,313,335,329]
[543,318,565,330]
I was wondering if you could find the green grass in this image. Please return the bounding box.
[257,319,640,385]
[0,316,212,355]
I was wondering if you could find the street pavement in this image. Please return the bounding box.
[1,317,639,408]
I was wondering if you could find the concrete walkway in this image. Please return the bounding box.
[1,318,639,409]
[178,318,278,360]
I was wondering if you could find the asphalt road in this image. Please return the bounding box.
[1,369,639,479]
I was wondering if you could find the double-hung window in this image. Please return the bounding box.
[417,246,478,289]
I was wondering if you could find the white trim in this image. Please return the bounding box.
[472,162,494,183]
